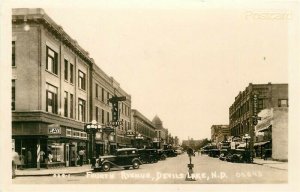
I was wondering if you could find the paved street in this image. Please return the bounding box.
[13,154,287,184]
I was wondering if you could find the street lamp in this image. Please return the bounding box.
[242,133,251,163]
[84,120,103,162]
[135,134,144,149]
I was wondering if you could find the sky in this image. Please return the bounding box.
[7,0,294,141]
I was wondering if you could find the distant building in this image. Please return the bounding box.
[182,138,202,150]
[130,109,156,148]
[210,125,229,146]
[152,115,168,149]
[229,83,288,149]
[254,107,288,161]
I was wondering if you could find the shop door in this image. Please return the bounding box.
[65,144,70,167]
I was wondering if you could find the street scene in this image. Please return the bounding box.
[13,153,287,184]
[4,1,297,190]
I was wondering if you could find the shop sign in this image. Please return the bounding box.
[253,94,258,116]
[48,126,61,134]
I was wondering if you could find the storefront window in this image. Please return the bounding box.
[47,142,65,162]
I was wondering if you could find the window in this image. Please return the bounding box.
[96,106,99,122]
[101,109,105,124]
[258,99,264,109]
[64,59,68,81]
[64,91,68,117]
[78,70,86,90]
[107,112,110,123]
[70,64,74,84]
[78,98,86,122]
[96,84,99,98]
[12,41,16,66]
[12,80,15,110]
[101,88,104,102]
[46,83,58,114]
[107,92,110,105]
[278,99,288,107]
[70,94,74,118]
[46,46,58,75]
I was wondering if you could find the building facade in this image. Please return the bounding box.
[255,107,288,161]
[12,8,93,168]
[11,8,133,168]
[130,109,156,148]
[90,64,132,157]
[210,125,229,146]
[229,83,288,150]
[152,115,168,149]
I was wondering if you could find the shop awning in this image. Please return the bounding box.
[257,125,272,132]
[254,141,270,146]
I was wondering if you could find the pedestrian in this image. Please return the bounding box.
[39,150,45,163]
[48,151,53,163]
[78,149,85,166]
[12,150,20,179]
[27,149,32,168]
[19,153,25,170]
[71,151,77,166]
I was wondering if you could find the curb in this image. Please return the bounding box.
[252,162,288,171]
[15,169,93,177]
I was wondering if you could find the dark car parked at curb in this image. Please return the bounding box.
[157,149,167,160]
[163,149,178,157]
[138,149,159,164]
[93,148,142,172]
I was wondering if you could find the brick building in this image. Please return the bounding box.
[11,8,132,168]
[130,109,156,148]
[229,83,288,150]
[210,125,229,146]
[152,115,168,149]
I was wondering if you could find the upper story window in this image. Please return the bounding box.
[96,84,99,98]
[101,88,104,102]
[46,46,58,75]
[70,93,74,118]
[78,70,86,90]
[278,99,288,107]
[64,91,68,117]
[107,92,110,105]
[12,41,16,66]
[70,63,74,84]
[78,98,86,122]
[12,80,15,110]
[46,83,58,114]
[64,59,68,81]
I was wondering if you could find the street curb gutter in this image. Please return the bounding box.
[252,162,288,171]
[15,169,93,177]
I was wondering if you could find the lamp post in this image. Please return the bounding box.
[135,134,144,149]
[243,133,251,163]
[84,120,103,164]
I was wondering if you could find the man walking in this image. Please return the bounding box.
[78,149,85,166]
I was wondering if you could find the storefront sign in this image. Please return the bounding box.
[48,127,61,134]
[253,94,258,116]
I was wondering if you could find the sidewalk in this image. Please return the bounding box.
[253,158,288,171]
[15,164,93,177]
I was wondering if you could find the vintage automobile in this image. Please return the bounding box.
[93,148,142,172]
[219,149,229,161]
[163,149,178,157]
[157,149,167,160]
[138,149,159,164]
[226,149,253,163]
[208,149,220,158]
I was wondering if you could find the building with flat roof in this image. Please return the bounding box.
[229,83,288,150]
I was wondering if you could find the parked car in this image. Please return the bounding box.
[138,149,159,164]
[226,149,253,163]
[93,148,142,172]
[175,149,183,155]
[219,149,228,161]
[208,149,220,158]
[157,149,167,160]
[163,149,178,157]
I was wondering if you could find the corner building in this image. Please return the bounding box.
[229,83,288,150]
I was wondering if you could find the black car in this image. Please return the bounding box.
[163,149,178,157]
[138,149,159,164]
[93,148,142,172]
[157,149,167,160]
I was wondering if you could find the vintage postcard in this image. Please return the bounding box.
[0,0,299,192]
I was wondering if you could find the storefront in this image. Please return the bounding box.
[12,122,87,169]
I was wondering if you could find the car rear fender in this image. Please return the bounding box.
[132,158,142,165]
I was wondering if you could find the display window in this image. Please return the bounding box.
[47,141,65,162]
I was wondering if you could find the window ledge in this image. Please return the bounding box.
[46,70,59,77]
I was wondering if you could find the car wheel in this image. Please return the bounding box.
[102,163,111,172]
[132,161,140,169]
